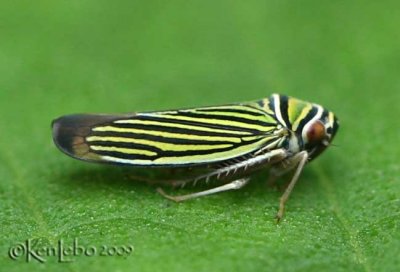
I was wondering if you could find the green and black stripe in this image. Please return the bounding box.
[52,103,281,166]
[52,94,339,167]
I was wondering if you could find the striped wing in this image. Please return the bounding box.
[52,102,282,166]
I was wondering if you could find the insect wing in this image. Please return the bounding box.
[52,102,282,166]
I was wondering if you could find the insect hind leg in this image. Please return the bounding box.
[157,178,250,202]
[188,149,288,187]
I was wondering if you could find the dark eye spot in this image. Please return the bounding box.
[327,127,332,134]
[306,121,326,144]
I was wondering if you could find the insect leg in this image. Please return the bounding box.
[157,178,250,202]
[188,149,288,187]
[275,151,309,222]
[266,152,300,187]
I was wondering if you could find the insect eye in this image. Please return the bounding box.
[306,121,326,144]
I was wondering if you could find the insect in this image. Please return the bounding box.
[52,94,339,221]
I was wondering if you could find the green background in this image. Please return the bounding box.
[1,1,399,271]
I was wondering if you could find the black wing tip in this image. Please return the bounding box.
[52,114,89,158]
[52,114,122,159]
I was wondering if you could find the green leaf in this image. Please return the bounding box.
[1,1,399,271]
